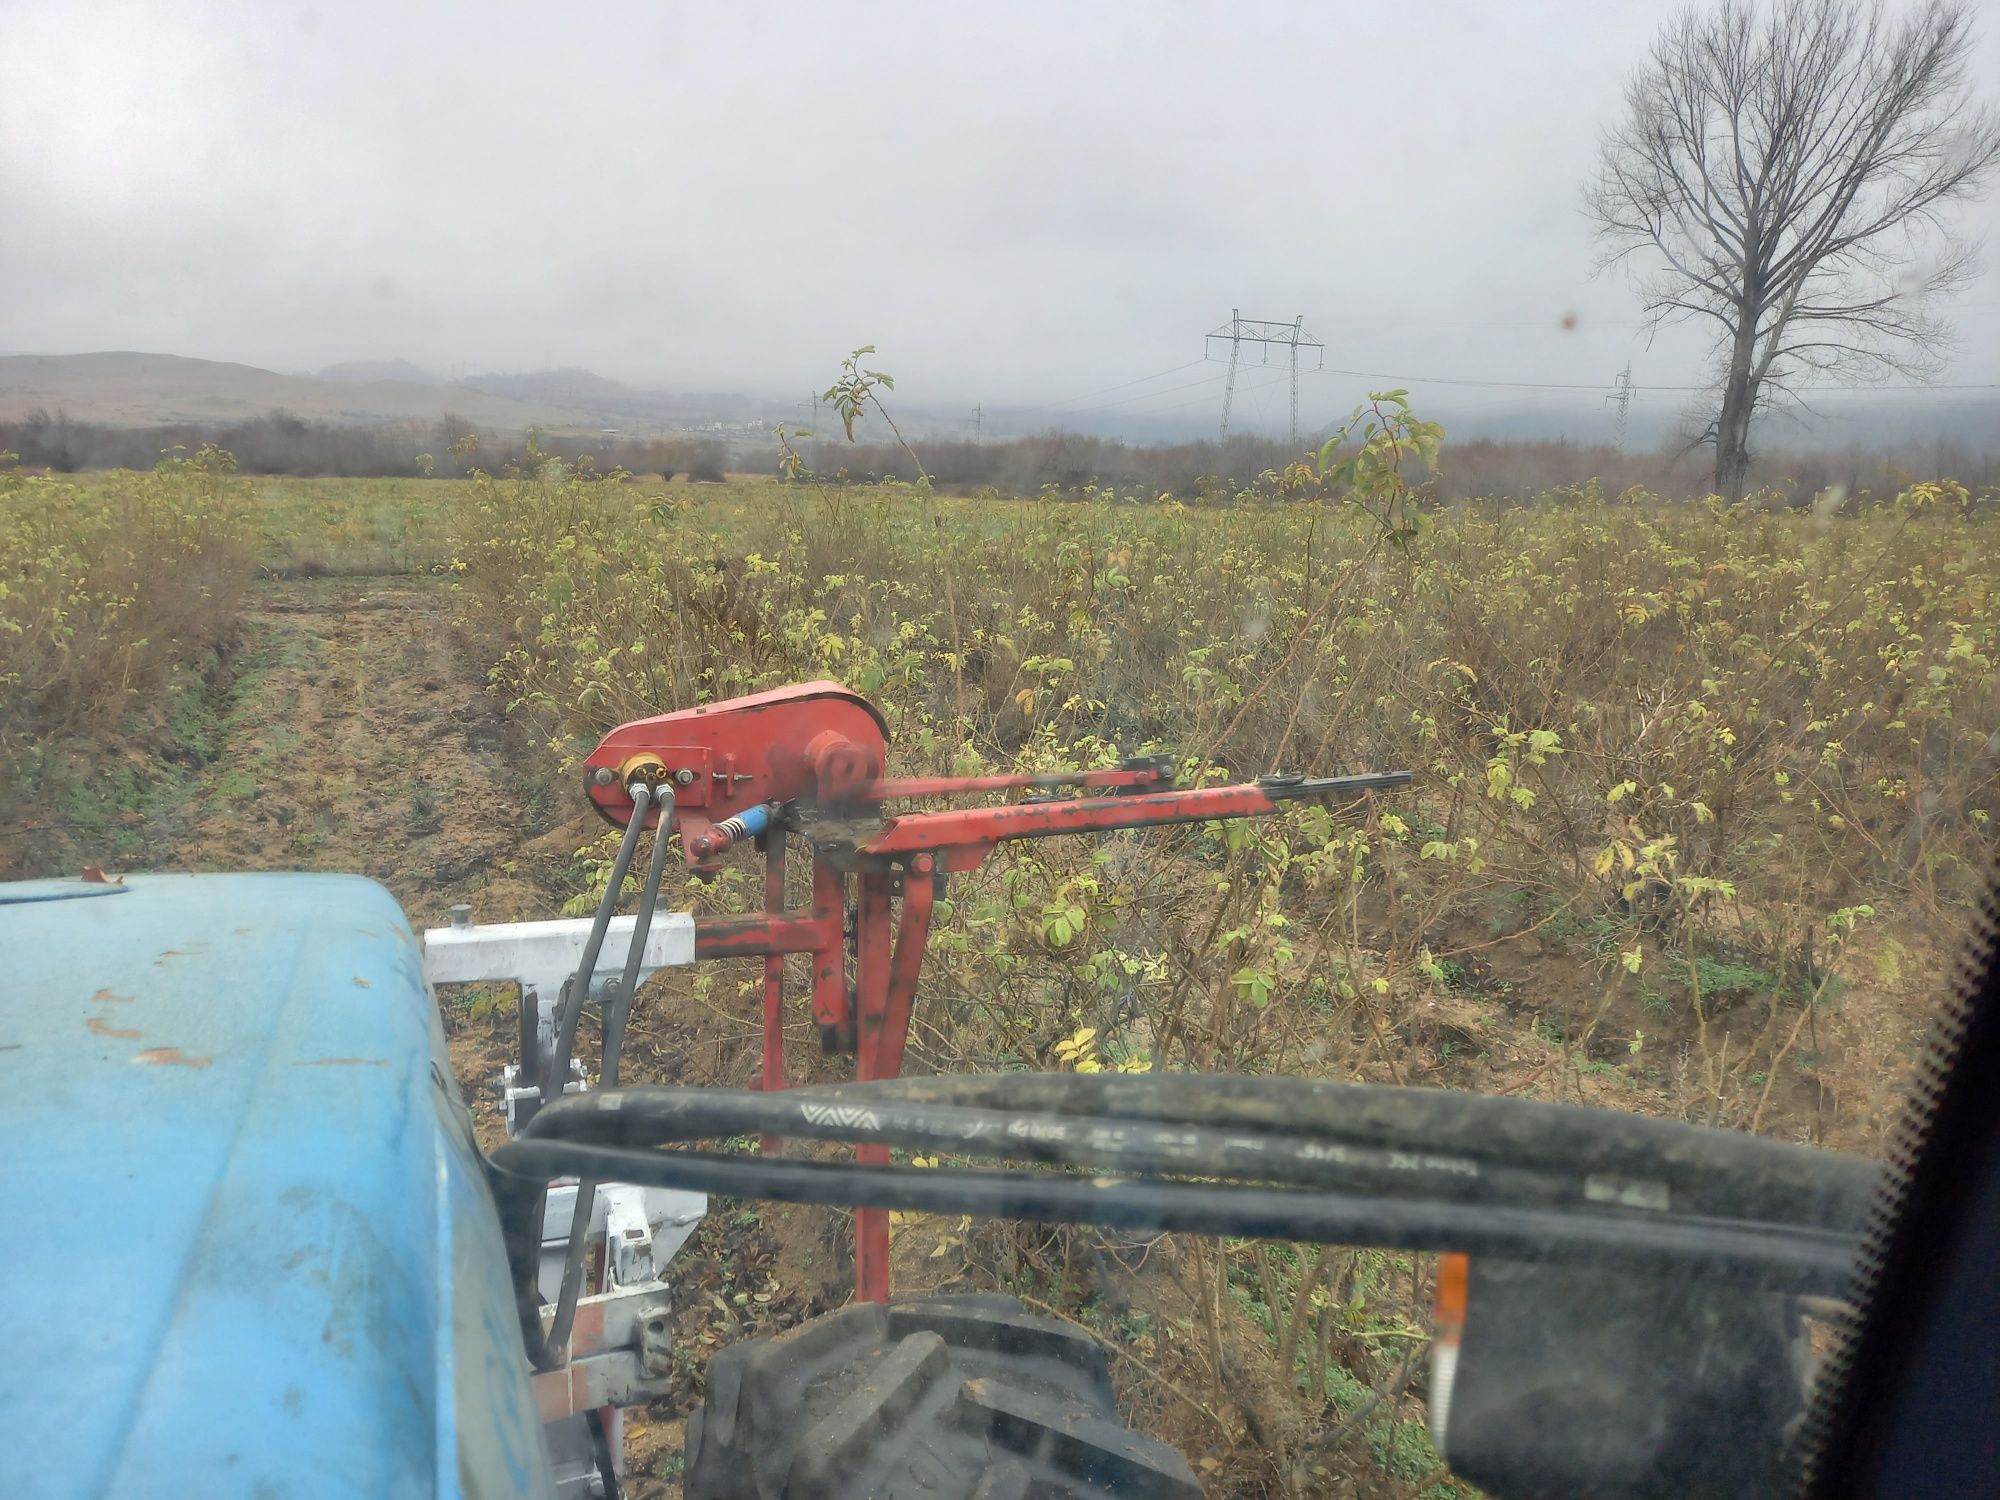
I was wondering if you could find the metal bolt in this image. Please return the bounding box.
[591,766,617,787]
[674,767,696,786]
[449,903,472,929]
[639,1307,674,1377]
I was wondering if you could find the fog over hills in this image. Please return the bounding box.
[316,357,439,386]
[2,349,1993,461]
[0,352,597,430]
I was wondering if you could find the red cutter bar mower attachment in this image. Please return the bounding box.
[577,680,1411,1301]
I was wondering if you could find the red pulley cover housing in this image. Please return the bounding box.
[581,680,889,860]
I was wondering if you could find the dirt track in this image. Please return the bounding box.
[145,577,553,923]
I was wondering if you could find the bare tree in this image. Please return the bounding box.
[1586,0,1999,500]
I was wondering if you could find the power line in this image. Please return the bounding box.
[1036,354,1995,437]
[1303,364,1999,394]
[1308,366,1618,392]
[1046,359,1210,409]
[1126,372,1289,422]
[1064,372,1226,415]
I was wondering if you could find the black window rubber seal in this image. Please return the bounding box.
[1801,858,2000,1497]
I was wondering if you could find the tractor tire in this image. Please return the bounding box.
[682,1293,1201,1500]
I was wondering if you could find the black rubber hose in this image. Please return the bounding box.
[603,787,676,1092]
[524,785,653,1373]
[543,783,653,1103]
[817,1072,1880,1232]
[518,1085,1610,1216]
[519,1075,1879,1233]
[490,1138,1861,1295]
[585,1408,623,1500]
[493,1073,1879,1359]
[534,794,677,1370]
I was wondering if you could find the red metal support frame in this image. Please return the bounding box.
[849,858,936,1302]
[588,682,1410,1304]
[849,870,896,1300]
[758,828,788,1155]
[692,911,839,958]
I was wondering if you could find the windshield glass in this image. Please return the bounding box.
[3,4,1996,1498]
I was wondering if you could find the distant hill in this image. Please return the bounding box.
[464,367,771,427]
[0,351,782,435]
[463,366,634,405]
[317,357,438,385]
[0,352,598,429]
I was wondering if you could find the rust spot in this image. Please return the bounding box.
[80,864,125,885]
[292,1057,387,1067]
[234,927,254,935]
[133,1047,212,1067]
[154,950,183,966]
[87,1017,142,1039]
[352,975,371,989]
[91,988,133,1003]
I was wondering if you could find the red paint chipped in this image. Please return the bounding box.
[86,1017,141,1039]
[132,1047,212,1067]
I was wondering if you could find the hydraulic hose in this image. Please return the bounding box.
[525,782,654,1373]
[604,787,676,1091]
[541,782,653,1105]
[490,1077,1879,1306]
[818,1072,1879,1232]
[494,1140,1858,1296]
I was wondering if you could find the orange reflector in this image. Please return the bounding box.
[1429,1253,1470,1453]
[1434,1252,1469,1343]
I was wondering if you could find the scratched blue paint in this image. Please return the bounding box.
[0,873,551,1499]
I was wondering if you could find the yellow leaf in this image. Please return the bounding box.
[1621,948,1642,974]
[1593,844,1618,877]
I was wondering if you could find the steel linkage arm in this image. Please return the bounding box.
[858,771,1412,871]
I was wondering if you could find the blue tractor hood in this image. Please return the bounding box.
[0,873,551,1499]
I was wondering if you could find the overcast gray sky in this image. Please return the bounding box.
[4,0,1997,429]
